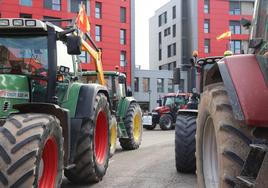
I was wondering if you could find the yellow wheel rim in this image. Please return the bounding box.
[133,112,141,142]
[110,122,117,151]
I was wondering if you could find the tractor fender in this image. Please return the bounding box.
[75,83,110,120]
[117,97,136,119]
[204,54,268,126]
[177,109,198,117]
[13,103,71,166]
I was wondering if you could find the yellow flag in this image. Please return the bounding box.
[216,31,231,40]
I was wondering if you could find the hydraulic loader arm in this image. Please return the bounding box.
[81,33,106,86]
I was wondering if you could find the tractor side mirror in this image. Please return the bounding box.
[249,38,263,49]
[157,98,162,106]
[127,89,132,97]
[118,75,125,84]
[66,35,82,55]
[241,18,251,29]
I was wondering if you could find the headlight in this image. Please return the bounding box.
[13,19,24,26]
[25,20,36,26]
[0,19,9,26]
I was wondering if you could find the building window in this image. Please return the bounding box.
[95,2,102,19]
[120,29,126,45]
[44,0,61,11]
[157,78,164,93]
[20,13,32,18]
[204,0,209,14]
[230,40,241,54]
[172,24,176,37]
[79,51,89,63]
[134,77,139,92]
[158,11,167,27]
[168,79,174,93]
[230,21,241,34]
[43,16,61,26]
[143,78,150,92]
[168,43,176,58]
[20,0,32,6]
[120,51,126,67]
[164,27,171,37]
[229,2,240,15]
[168,45,171,58]
[179,79,184,92]
[172,6,176,19]
[204,39,210,53]
[159,32,162,61]
[204,19,210,33]
[159,49,162,61]
[95,25,102,42]
[69,0,88,14]
[120,7,126,23]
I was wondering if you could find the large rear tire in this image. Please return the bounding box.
[65,93,110,183]
[119,103,142,150]
[159,114,173,130]
[0,113,63,188]
[109,116,117,157]
[175,114,196,173]
[196,83,254,188]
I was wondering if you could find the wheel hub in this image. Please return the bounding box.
[95,110,108,165]
[133,113,141,142]
[202,117,219,188]
[38,137,58,188]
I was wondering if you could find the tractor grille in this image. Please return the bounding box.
[3,101,10,112]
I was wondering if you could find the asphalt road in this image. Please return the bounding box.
[61,127,197,188]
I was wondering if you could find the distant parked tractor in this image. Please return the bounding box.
[82,71,142,156]
[143,93,189,130]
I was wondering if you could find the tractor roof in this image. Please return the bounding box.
[82,71,126,77]
[0,18,65,33]
[163,93,190,97]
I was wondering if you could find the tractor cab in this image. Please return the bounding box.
[82,71,128,111]
[0,18,81,117]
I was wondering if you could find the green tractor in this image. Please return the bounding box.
[0,18,112,187]
[82,71,143,156]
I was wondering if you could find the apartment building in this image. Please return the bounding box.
[0,0,135,86]
[198,0,255,57]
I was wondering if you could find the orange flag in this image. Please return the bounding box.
[76,3,90,33]
[216,31,231,40]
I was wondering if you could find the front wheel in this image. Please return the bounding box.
[159,114,173,130]
[65,93,110,183]
[119,103,142,150]
[175,114,196,173]
[144,123,156,130]
[110,116,117,157]
[196,83,254,188]
[0,113,63,188]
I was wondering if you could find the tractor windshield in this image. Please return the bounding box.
[0,36,48,76]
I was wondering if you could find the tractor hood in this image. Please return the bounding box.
[0,74,29,117]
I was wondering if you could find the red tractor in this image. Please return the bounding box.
[176,0,268,187]
[143,93,189,130]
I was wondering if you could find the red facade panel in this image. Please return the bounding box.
[198,0,253,58]
[0,0,132,85]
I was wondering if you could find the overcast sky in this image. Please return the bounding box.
[135,0,169,70]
